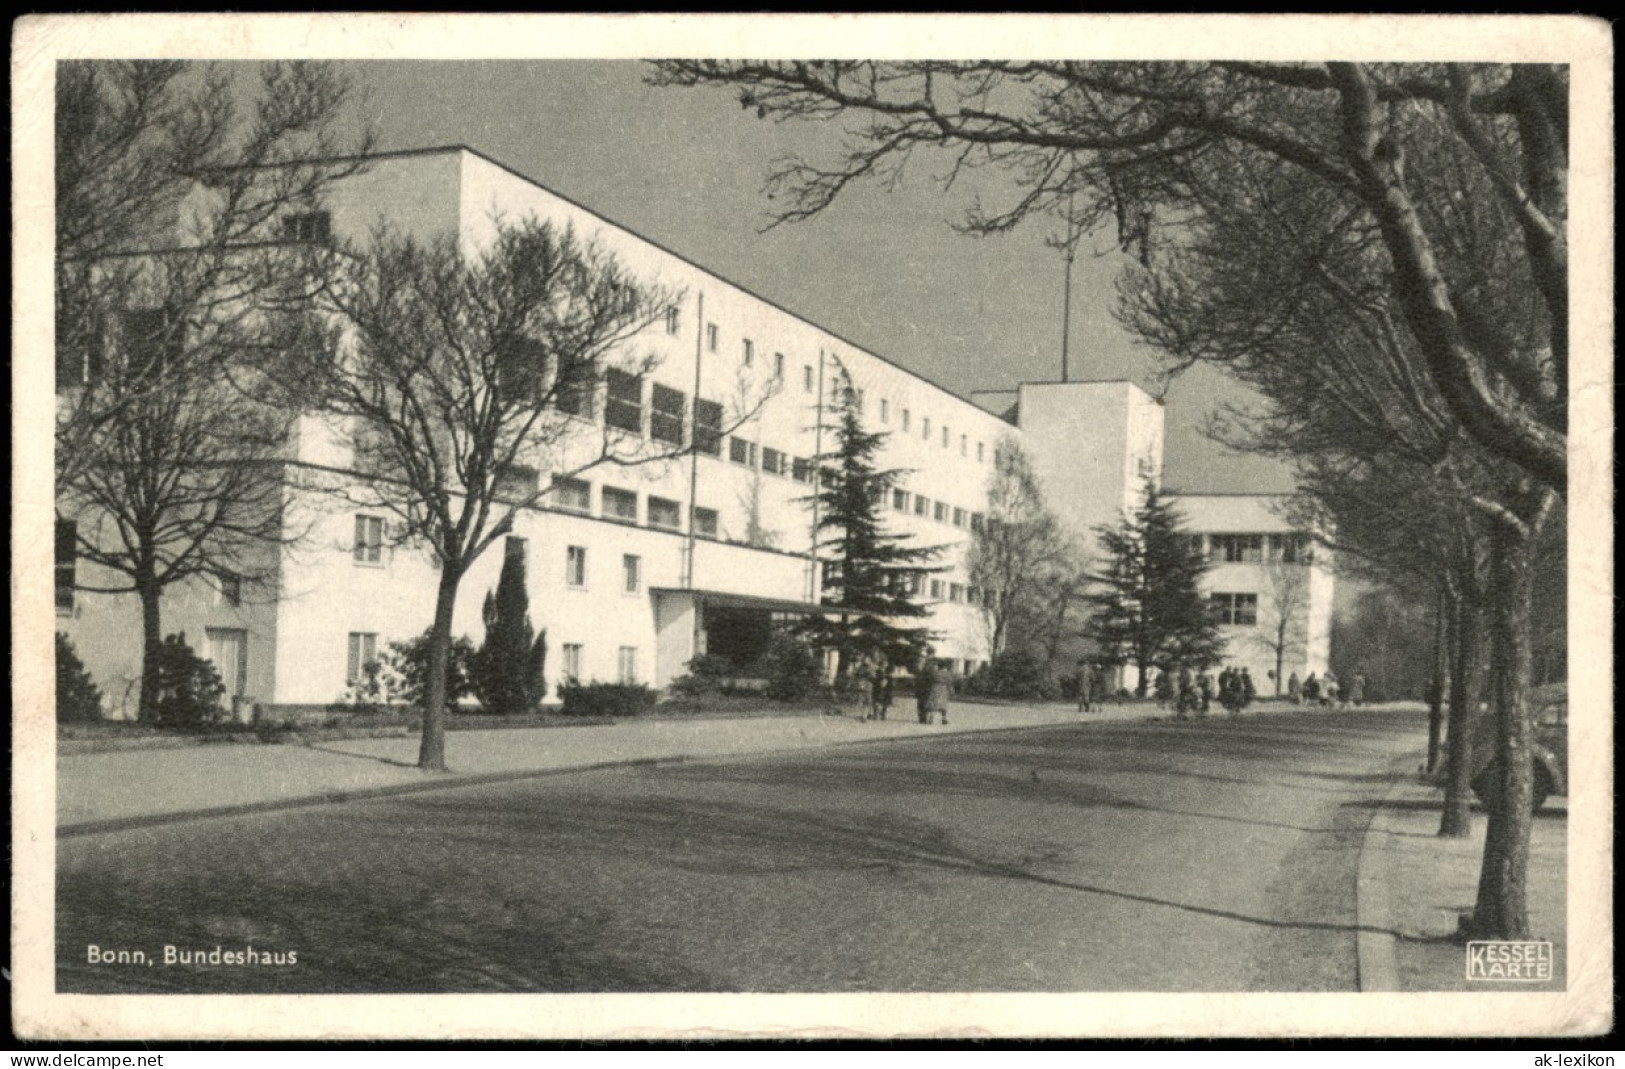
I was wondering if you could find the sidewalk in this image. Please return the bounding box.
[1358,765,1568,992]
[59,699,1159,833]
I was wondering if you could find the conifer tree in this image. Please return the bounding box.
[1088,480,1221,696]
[801,379,941,677]
[472,546,547,715]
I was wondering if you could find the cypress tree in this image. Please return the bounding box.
[1088,479,1222,695]
[474,547,547,715]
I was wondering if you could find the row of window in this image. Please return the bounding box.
[1191,534,1311,564]
[347,630,640,688]
[888,488,986,533]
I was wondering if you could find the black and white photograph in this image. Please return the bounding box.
[11,13,1612,1042]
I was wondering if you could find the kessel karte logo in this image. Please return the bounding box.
[1466,940,1554,982]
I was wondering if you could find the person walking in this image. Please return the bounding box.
[1076,659,1096,714]
[1197,668,1215,718]
[1175,666,1195,720]
[852,653,877,720]
[1348,672,1367,707]
[1303,672,1320,706]
[1241,668,1256,710]
[875,659,894,720]
[1287,671,1301,705]
[1323,670,1340,709]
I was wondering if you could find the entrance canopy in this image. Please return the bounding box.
[650,588,827,617]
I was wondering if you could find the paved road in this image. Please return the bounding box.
[57,706,1423,993]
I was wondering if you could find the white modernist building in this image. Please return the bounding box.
[55,145,1331,717]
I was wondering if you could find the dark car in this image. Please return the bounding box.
[1470,683,1568,812]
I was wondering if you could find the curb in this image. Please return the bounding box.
[58,714,1105,839]
[1354,752,1424,992]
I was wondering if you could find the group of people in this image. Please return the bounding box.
[848,650,954,726]
[1166,665,1257,719]
[1286,670,1366,708]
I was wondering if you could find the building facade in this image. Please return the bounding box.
[56,145,1330,716]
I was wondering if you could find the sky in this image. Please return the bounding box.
[334,60,1294,495]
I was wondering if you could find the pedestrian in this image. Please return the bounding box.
[852,653,877,720]
[1303,672,1320,706]
[917,655,953,726]
[1322,670,1340,708]
[1175,666,1195,720]
[1076,659,1095,713]
[1197,668,1214,717]
[1287,672,1301,704]
[875,658,894,720]
[915,652,940,724]
[1349,672,1367,707]
[1241,668,1256,710]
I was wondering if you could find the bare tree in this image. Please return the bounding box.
[55,61,371,722]
[283,217,767,770]
[1256,554,1309,697]
[967,438,1074,659]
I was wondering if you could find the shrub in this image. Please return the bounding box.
[558,681,658,719]
[961,648,1058,700]
[763,631,824,701]
[378,629,477,711]
[147,633,227,730]
[669,654,734,698]
[56,633,104,723]
[470,550,548,715]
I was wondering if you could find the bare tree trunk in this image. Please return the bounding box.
[1426,584,1448,772]
[135,570,163,723]
[1439,587,1479,838]
[1467,516,1541,939]
[418,565,462,772]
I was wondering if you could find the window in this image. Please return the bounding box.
[1212,534,1265,563]
[949,583,964,603]
[693,507,719,540]
[742,338,754,366]
[977,442,985,463]
[966,586,980,606]
[554,360,594,418]
[929,579,945,601]
[665,306,680,335]
[934,501,948,523]
[803,365,814,393]
[553,476,591,512]
[970,512,985,533]
[952,507,966,528]
[1184,534,1207,559]
[283,211,332,244]
[55,519,76,612]
[914,494,929,517]
[216,571,243,608]
[617,646,639,685]
[602,487,638,523]
[792,457,816,484]
[892,489,909,512]
[648,496,682,530]
[942,426,950,448]
[922,417,931,440]
[902,409,911,432]
[353,515,384,564]
[123,308,183,379]
[651,383,686,446]
[909,572,925,596]
[774,352,785,379]
[706,323,719,352]
[504,535,527,562]
[761,446,787,477]
[562,643,583,682]
[960,434,967,456]
[1211,592,1259,625]
[729,437,758,468]
[854,388,866,414]
[493,463,539,501]
[623,554,641,594]
[346,632,377,685]
[880,399,890,423]
[1270,534,1307,563]
[566,545,587,587]
[693,397,723,457]
[605,369,643,434]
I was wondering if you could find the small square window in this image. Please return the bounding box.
[216,571,243,608]
[553,476,591,512]
[283,211,332,244]
[792,457,816,485]
[761,446,787,477]
[602,487,638,522]
[694,507,719,540]
[729,437,758,468]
